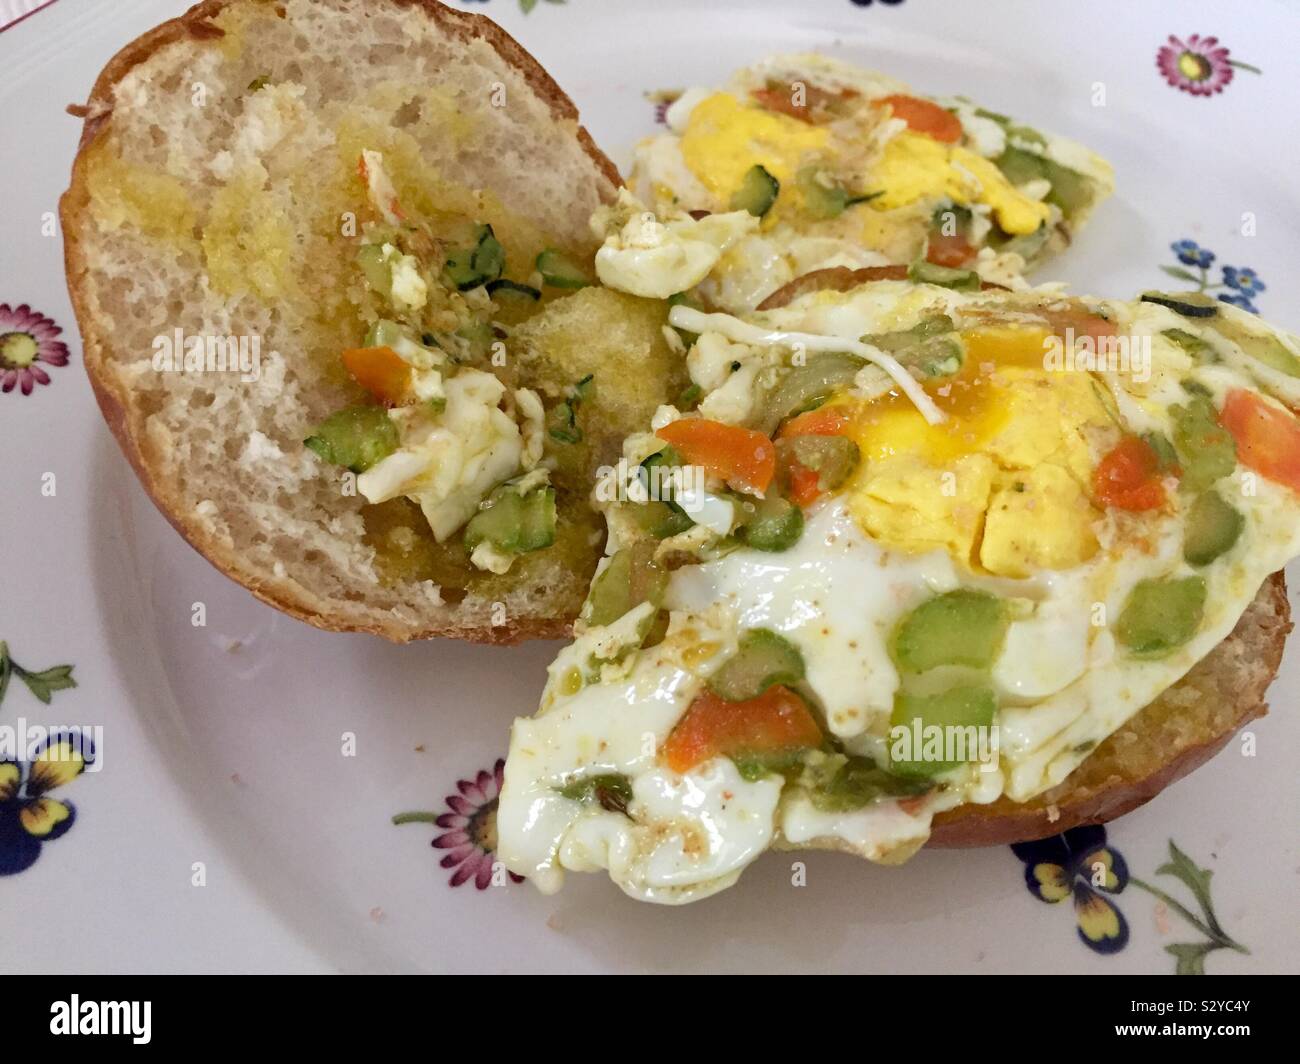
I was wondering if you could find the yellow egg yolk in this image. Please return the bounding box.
[679,92,830,206]
[838,326,1109,576]
[868,132,1052,236]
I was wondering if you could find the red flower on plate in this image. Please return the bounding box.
[0,304,70,395]
[1156,34,1260,96]
[393,757,524,890]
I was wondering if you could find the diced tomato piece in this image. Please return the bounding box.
[778,406,851,439]
[1220,388,1300,492]
[1043,305,1118,345]
[342,346,411,406]
[662,685,823,775]
[750,84,856,123]
[656,418,776,494]
[787,462,822,507]
[875,94,963,143]
[1093,435,1167,511]
[926,229,976,268]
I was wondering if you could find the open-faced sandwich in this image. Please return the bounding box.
[498,275,1300,903]
[628,54,1114,311]
[61,0,687,642]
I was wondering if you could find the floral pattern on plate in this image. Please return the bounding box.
[0,304,70,396]
[394,758,524,890]
[1157,34,1260,96]
[1161,239,1266,314]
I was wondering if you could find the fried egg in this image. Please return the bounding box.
[629,54,1114,312]
[498,279,1300,904]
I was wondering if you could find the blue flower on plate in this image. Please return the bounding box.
[1011,824,1130,954]
[1171,239,1214,268]
[1218,291,1259,314]
[0,731,95,876]
[1222,266,1265,297]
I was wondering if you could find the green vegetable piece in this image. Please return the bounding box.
[1140,291,1219,318]
[1171,395,1236,491]
[993,146,1046,186]
[1116,576,1207,657]
[558,773,633,815]
[455,319,495,360]
[738,494,804,552]
[632,500,694,539]
[247,74,271,93]
[908,260,981,292]
[778,434,860,494]
[677,383,703,410]
[584,541,669,628]
[707,628,806,703]
[1041,158,1091,216]
[1141,430,1179,474]
[486,279,541,302]
[1162,328,1212,361]
[464,484,557,556]
[364,319,410,350]
[1207,315,1300,378]
[889,685,998,778]
[993,147,1091,218]
[547,373,595,444]
[730,164,780,217]
[356,243,393,299]
[761,351,865,431]
[536,248,591,289]
[303,405,398,473]
[797,166,850,219]
[865,315,956,354]
[1183,491,1244,567]
[731,749,808,783]
[993,223,1051,262]
[806,755,929,813]
[891,589,1009,673]
[444,224,505,291]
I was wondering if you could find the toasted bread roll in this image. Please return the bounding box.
[61,0,667,642]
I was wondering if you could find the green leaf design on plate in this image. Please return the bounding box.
[0,642,77,709]
[1167,941,1219,976]
[1159,265,1203,285]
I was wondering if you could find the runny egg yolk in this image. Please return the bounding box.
[837,326,1110,577]
[679,92,830,205]
[868,132,1051,236]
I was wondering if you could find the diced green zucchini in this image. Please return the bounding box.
[1207,315,1300,378]
[536,248,590,289]
[738,494,804,552]
[584,541,668,628]
[992,147,1091,217]
[547,373,595,444]
[463,483,557,556]
[557,773,633,815]
[455,319,495,360]
[1183,491,1244,566]
[1141,292,1219,318]
[1116,575,1207,657]
[1162,328,1212,361]
[677,383,703,410]
[486,278,542,303]
[1171,395,1237,491]
[707,628,806,703]
[356,243,393,299]
[303,405,398,473]
[1141,430,1179,474]
[908,260,981,292]
[889,685,998,778]
[730,164,780,217]
[865,315,956,353]
[364,319,411,351]
[891,589,1009,673]
[778,434,859,495]
[993,223,1051,262]
[631,500,694,540]
[444,224,505,291]
[638,444,683,499]
[793,167,882,218]
[761,351,865,432]
[731,748,808,783]
[804,754,929,813]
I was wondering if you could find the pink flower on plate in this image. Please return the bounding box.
[1156,34,1260,97]
[0,304,70,396]
[394,757,524,890]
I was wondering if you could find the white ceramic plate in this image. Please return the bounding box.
[2,0,1297,974]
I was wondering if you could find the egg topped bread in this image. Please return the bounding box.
[630,54,1114,312]
[62,0,691,642]
[498,275,1300,904]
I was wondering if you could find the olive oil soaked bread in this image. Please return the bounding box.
[61,0,661,642]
